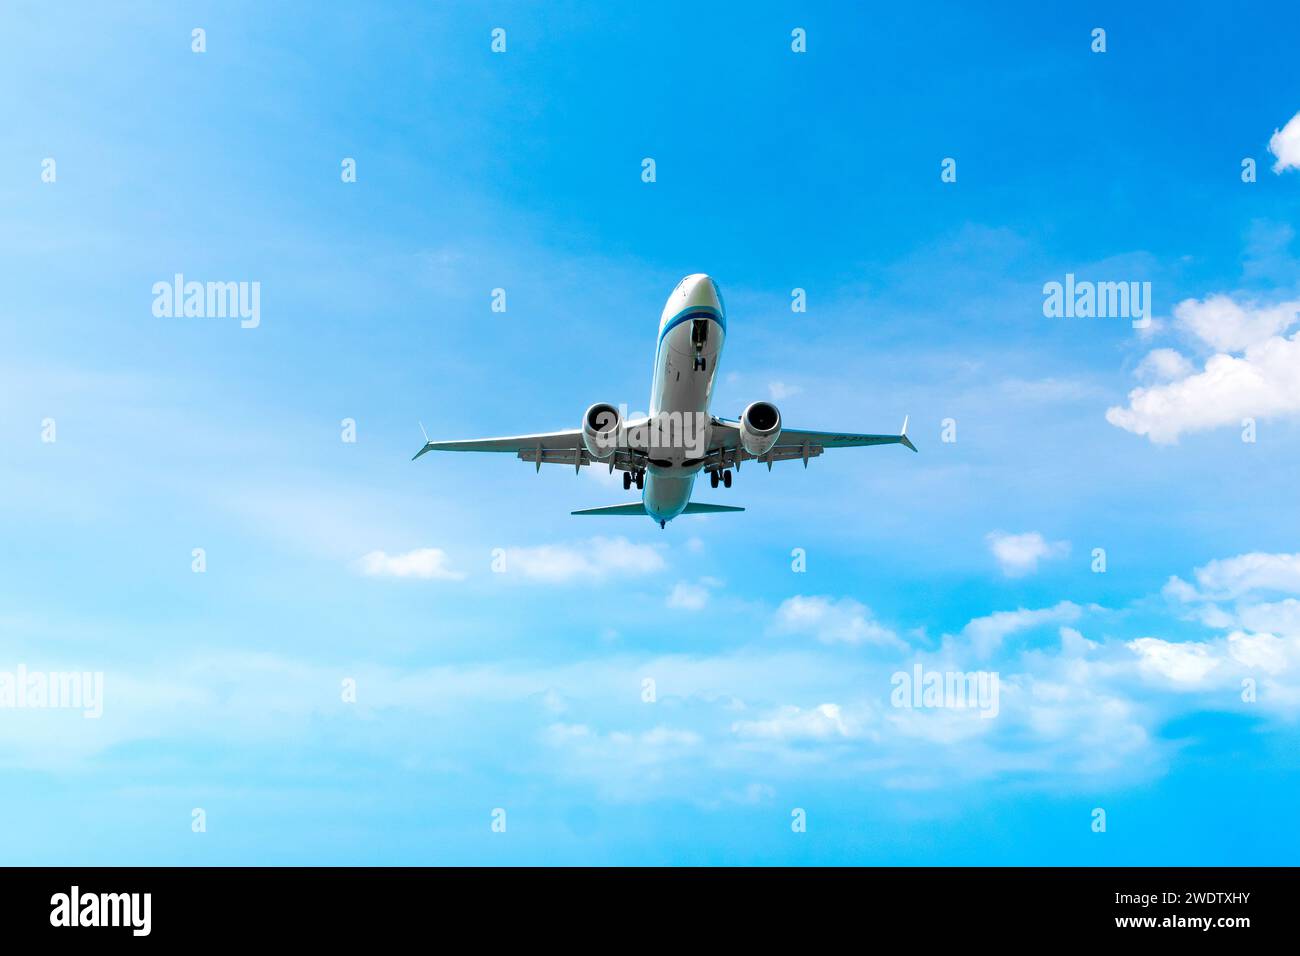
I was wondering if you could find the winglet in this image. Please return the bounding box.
[412,422,434,461]
[899,415,918,453]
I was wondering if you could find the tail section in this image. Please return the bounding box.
[571,502,745,516]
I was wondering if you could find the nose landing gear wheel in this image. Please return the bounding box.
[723,470,732,488]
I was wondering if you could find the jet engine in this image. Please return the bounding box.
[581,402,622,460]
[738,401,781,457]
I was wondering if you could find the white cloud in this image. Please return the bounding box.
[768,381,802,400]
[15,561,1300,793]
[357,548,465,580]
[1269,110,1300,173]
[1127,628,1300,694]
[667,578,719,610]
[959,601,1081,657]
[732,703,853,741]
[539,719,705,798]
[1174,295,1299,352]
[1059,626,1097,657]
[1106,296,1300,444]
[544,722,700,750]
[502,536,664,583]
[1169,552,1300,602]
[640,726,703,747]
[1132,554,1300,703]
[986,531,1070,577]
[1237,599,1300,637]
[719,781,776,805]
[1227,630,1291,674]
[1128,637,1220,684]
[1135,348,1193,383]
[1162,554,1300,672]
[773,595,902,647]
[16,545,1300,795]
[543,722,593,744]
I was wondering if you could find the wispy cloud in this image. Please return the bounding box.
[1167,551,1300,602]
[667,577,721,610]
[358,548,465,580]
[501,537,664,583]
[9,541,1300,795]
[957,601,1082,657]
[773,595,903,647]
[732,703,852,741]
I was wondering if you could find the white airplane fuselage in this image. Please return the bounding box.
[643,273,726,524]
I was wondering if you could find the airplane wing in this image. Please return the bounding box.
[707,416,917,469]
[412,421,652,473]
[412,415,914,472]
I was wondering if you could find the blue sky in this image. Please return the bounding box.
[2,0,1300,864]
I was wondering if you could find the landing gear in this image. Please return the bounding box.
[710,469,733,489]
[710,469,719,489]
[723,469,732,488]
[636,470,645,490]
[623,471,632,490]
[624,469,645,491]
[691,319,709,371]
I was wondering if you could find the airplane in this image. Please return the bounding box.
[412,274,917,528]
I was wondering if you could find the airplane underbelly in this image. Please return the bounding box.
[657,320,722,412]
[644,473,695,521]
[649,319,724,471]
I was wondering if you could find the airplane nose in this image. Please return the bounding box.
[680,274,720,310]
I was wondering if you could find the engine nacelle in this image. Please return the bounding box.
[739,401,781,457]
[582,402,622,460]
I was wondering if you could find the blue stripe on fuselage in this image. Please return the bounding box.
[658,305,725,346]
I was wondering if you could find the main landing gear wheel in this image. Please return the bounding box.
[710,470,719,489]
[623,471,632,490]
[635,470,645,490]
[723,469,732,488]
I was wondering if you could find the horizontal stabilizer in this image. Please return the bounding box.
[571,502,746,516]
[571,503,647,516]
